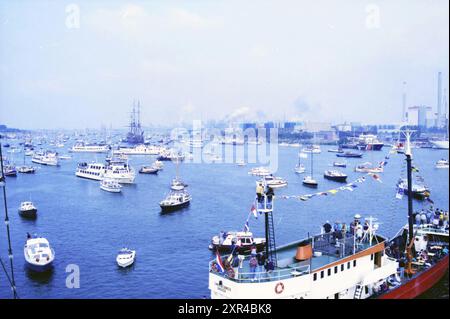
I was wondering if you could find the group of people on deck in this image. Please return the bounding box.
[413,206,449,230]
[322,214,370,243]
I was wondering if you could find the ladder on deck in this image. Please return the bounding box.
[353,283,363,299]
[259,195,277,268]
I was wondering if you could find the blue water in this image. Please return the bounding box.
[0,144,448,298]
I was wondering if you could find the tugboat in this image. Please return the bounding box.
[323,170,347,183]
[116,248,136,268]
[18,201,38,218]
[160,190,191,212]
[208,131,449,299]
[209,231,266,254]
[24,234,55,272]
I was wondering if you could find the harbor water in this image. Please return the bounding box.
[0,145,448,298]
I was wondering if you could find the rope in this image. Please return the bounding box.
[0,143,19,299]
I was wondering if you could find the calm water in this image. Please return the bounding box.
[0,144,448,298]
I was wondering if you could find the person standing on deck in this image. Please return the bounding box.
[249,255,258,281]
[256,182,264,208]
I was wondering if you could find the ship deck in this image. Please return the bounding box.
[210,232,383,283]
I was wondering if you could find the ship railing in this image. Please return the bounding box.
[209,259,311,283]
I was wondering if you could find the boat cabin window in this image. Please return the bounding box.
[327,269,331,276]
[347,262,350,269]
[334,266,338,274]
[353,260,357,267]
[341,264,344,271]
[313,273,317,281]
[320,270,324,279]
[39,243,48,248]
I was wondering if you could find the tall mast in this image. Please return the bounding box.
[403,130,414,247]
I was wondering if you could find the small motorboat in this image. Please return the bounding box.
[324,170,347,182]
[328,148,344,153]
[18,201,37,218]
[301,145,321,154]
[333,161,347,168]
[302,175,318,188]
[170,178,187,191]
[139,165,159,174]
[24,235,55,272]
[294,164,306,174]
[116,248,136,268]
[435,159,449,169]
[336,151,363,158]
[17,165,36,174]
[59,155,72,160]
[258,174,288,189]
[209,231,266,254]
[160,191,191,212]
[100,179,122,193]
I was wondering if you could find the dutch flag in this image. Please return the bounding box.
[216,251,225,273]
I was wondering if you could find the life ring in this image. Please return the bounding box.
[275,282,284,294]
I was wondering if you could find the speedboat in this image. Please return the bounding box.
[171,178,187,191]
[259,175,288,189]
[248,167,271,176]
[333,161,347,168]
[160,191,191,212]
[336,151,363,158]
[139,165,159,174]
[116,248,136,268]
[100,179,122,193]
[19,201,37,218]
[294,164,306,174]
[209,231,265,254]
[17,165,36,174]
[324,170,347,183]
[302,175,318,187]
[435,159,449,169]
[24,235,55,272]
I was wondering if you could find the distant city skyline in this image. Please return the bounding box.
[0,0,449,129]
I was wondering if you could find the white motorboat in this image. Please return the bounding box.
[333,161,347,168]
[116,248,136,268]
[75,162,106,181]
[31,151,59,166]
[17,166,36,174]
[435,159,449,169]
[70,143,109,153]
[25,150,34,156]
[18,201,37,218]
[59,155,72,160]
[100,179,122,193]
[139,165,159,174]
[259,175,288,189]
[103,161,136,184]
[24,235,55,272]
[248,167,271,176]
[160,190,191,212]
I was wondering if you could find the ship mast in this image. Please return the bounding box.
[404,130,414,245]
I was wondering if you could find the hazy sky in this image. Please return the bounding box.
[0,0,448,129]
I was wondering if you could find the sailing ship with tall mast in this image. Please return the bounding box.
[302,151,318,187]
[125,100,145,145]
